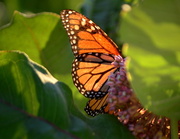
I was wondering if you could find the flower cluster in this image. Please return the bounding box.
[107,55,177,139]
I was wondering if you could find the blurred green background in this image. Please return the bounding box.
[0,0,83,26]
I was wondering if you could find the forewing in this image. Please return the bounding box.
[60,9,121,57]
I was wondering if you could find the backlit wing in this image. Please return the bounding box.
[60,9,121,57]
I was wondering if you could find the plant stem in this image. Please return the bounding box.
[171,119,178,139]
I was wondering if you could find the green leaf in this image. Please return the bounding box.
[87,115,135,139]
[121,0,180,119]
[0,51,70,128]
[0,11,87,112]
[0,100,77,139]
[0,51,134,138]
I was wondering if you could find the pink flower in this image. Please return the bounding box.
[106,55,175,139]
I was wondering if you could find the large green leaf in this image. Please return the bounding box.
[0,51,134,139]
[0,51,84,138]
[121,0,180,119]
[0,11,87,111]
[0,100,76,139]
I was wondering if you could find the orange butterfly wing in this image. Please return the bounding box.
[60,9,121,116]
[72,53,118,98]
[85,70,120,116]
[60,10,120,56]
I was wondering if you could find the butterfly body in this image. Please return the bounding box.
[60,9,121,116]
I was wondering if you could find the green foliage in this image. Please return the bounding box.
[121,0,180,119]
[0,0,83,26]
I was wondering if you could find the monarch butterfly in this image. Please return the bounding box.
[60,9,121,116]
